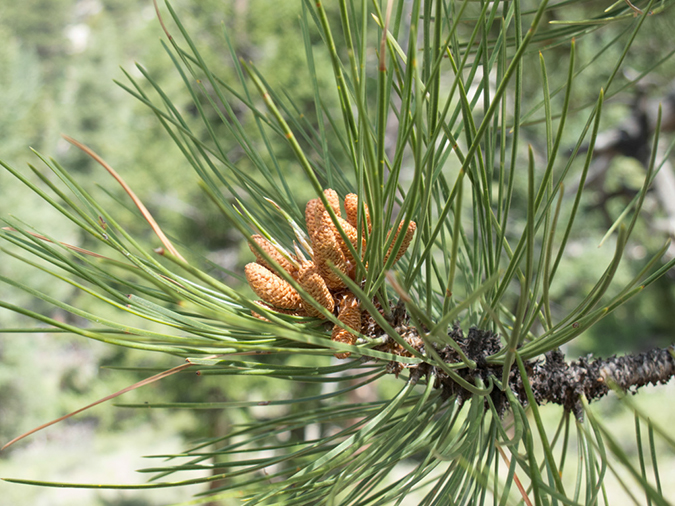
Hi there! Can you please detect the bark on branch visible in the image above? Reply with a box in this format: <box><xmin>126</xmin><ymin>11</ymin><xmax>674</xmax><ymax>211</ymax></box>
<box><xmin>376</xmin><ymin>320</ymin><xmax>675</xmax><ymax>419</ymax></box>
<box><xmin>513</xmin><ymin>346</ymin><xmax>675</xmax><ymax>418</ymax></box>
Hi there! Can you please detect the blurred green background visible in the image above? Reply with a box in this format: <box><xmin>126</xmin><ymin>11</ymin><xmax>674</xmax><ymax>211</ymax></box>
<box><xmin>1</xmin><ymin>1</ymin><xmax>675</xmax><ymax>504</ymax></box>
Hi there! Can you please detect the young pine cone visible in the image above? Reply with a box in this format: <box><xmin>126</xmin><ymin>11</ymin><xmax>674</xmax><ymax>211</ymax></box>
<box><xmin>245</xmin><ymin>189</ymin><xmax>416</xmax><ymax>360</ymax></box>
<box><xmin>331</xmin><ymin>293</ymin><xmax>361</xmax><ymax>359</ymax></box>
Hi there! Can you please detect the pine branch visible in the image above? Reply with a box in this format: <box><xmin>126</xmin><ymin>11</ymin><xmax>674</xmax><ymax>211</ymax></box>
<box><xmin>515</xmin><ymin>345</ymin><xmax>675</xmax><ymax>418</ymax></box>
<box><xmin>371</xmin><ymin>308</ymin><xmax>675</xmax><ymax>419</ymax></box>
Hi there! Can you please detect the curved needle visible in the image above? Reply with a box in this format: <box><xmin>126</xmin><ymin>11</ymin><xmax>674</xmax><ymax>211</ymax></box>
<box><xmin>63</xmin><ymin>135</ymin><xmax>186</xmax><ymax>263</ymax></box>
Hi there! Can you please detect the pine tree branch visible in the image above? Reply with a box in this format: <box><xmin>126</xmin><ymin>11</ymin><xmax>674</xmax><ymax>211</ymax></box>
<box><xmin>370</xmin><ymin>310</ymin><xmax>675</xmax><ymax>419</ymax></box>
<box><xmin>514</xmin><ymin>345</ymin><xmax>675</xmax><ymax>418</ymax></box>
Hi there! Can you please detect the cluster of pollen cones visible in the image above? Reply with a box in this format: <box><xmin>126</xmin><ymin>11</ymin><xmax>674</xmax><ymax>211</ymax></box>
<box><xmin>245</xmin><ymin>189</ymin><xmax>416</xmax><ymax>359</ymax></box>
